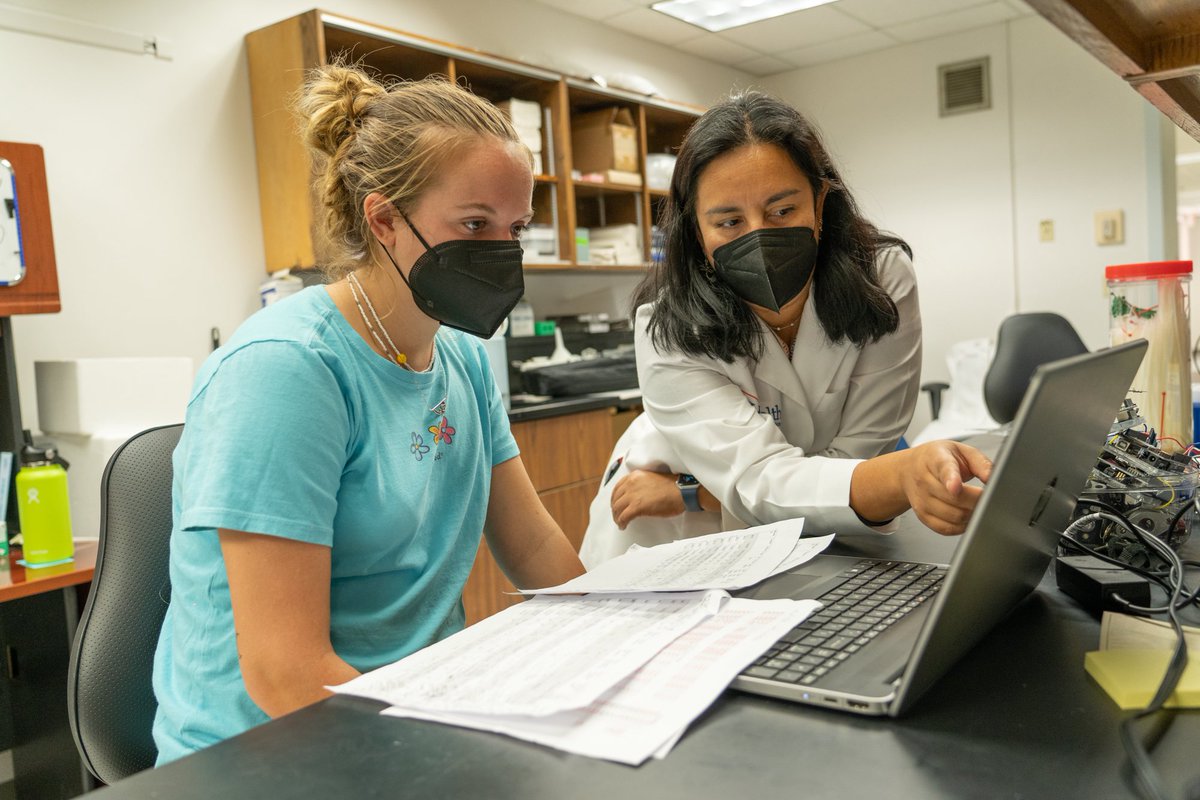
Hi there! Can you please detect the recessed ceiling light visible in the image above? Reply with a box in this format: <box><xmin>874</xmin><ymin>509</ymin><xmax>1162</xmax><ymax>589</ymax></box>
<box><xmin>651</xmin><ymin>0</ymin><xmax>841</xmax><ymax>33</ymax></box>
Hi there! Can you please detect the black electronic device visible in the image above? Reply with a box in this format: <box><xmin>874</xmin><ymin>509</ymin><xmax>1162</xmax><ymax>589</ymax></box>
<box><xmin>1065</xmin><ymin>398</ymin><xmax>1197</xmax><ymax>570</ymax></box>
<box><xmin>1053</xmin><ymin>554</ymin><xmax>1152</xmax><ymax>615</ymax></box>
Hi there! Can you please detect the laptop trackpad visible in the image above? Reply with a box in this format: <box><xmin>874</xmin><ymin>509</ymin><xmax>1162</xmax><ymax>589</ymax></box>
<box><xmin>736</xmin><ymin>556</ymin><xmax>854</xmax><ymax>601</ymax></box>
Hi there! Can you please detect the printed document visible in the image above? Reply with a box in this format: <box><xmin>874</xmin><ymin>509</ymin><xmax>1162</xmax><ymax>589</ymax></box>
<box><xmin>331</xmin><ymin>515</ymin><xmax>828</xmax><ymax>764</ymax></box>
<box><xmin>382</xmin><ymin>597</ymin><xmax>820</xmax><ymax>765</ymax></box>
<box><xmin>529</xmin><ymin>519</ymin><xmax>831</xmax><ymax>594</ymax></box>
<box><xmin>331</xmin><ymin>590</ymin><xmax>726</xmax><ymax>717</ymax></box>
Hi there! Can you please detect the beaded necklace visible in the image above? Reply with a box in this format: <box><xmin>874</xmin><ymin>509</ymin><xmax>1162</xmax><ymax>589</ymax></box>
<box><xmin>346</xmin><ymin>272</ymin><xmax>437</xmax><ymax>372</ymax></box>
<box><xmin>770</xmin><ymin>317</ymin><xmax>799</xmax><ymax>359</ymax></box>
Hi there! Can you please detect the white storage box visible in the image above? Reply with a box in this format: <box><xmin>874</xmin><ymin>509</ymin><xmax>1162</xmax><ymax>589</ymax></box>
<box><xmin>523</xmin><ymin>224</ymin><xmax>559</xmax><ymax>262</ymax></box>
<box><xmin>514</xmin><ymin>125</ymin><xmax>543</xmax><ymax>152</ymax></box>
<box><xmin>497</xmin><ymin>98</ymin><xmax>543</xmax><ymax>129</ymax></box>
<box><xmin>35</xmin><ymin>358</ymin><xmax>193</xmax><ymax>436</ymax></box>
<box><xmin>589</xmin><ymin>223</ymin><xmax>643</xmax><ymax>264</ymax></box>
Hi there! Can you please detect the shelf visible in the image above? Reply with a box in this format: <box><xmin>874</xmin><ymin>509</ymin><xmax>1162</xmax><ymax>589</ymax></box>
<box><xmin>245</xmin><ymin>10</ymin><xmax>701</xmax><ymax>274</ymax></box>
<box><xmin>563</xmin><ymin>76</ymin><xmax>706</xmax><ymax>118</ymax></box>
<box><xmin>647</xmin><ymin>187</ymin><xmax>669</xmax><ymax>198</ymax></box>
<box><xmin>572</xmin><ymin>179</ymin><xmax>644</xmax><ymax>196</ymax></box>
<box><xmin>1028</xmin><ymin>0</ymin><xmax>1200</xmax><ymax>141</ymax></box>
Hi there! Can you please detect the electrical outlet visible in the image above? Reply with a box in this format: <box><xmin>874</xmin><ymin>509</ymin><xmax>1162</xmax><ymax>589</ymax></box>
<box><xmin>1094</xmin><ymin>210</ymin><xmax>1124</xmax><ymax>245</ymax></box>
<box><xmin>1038</xmin><ymin>220</ymin><xmax>1054</xmax><ymax>242</ymax></box>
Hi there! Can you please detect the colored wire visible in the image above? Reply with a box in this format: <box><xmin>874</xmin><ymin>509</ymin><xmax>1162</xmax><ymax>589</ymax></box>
<box><xmin>1059</xmin><ymin>510</ymin><xmax>1190</xmax><ymax>800</ymax></box>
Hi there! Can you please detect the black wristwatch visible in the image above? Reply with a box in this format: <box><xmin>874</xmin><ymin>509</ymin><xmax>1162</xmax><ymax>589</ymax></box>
<box><xmin>676</xmin><ymin>473</ymin><xmax>703</xmax><ymax>512</ymax></box>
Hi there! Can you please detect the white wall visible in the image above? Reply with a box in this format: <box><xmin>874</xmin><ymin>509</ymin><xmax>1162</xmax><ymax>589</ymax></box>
<box><xmin>0</xmin><ymin>2</ymin><xmax>1181</xmax><ymax>453</ymax></box>
<box><xmin>0</xmin><ymin>0</ymin><xmax>750</xmax><ymax>440</ymax></box>
<box><xmin>762</xmin><ymin>15</ymin><xmax>1166</xmax><ymax>438</ymax></box>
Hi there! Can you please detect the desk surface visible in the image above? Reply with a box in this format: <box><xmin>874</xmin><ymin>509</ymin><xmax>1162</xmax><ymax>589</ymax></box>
<box><xmin>0</xmin><ymin>540</ymin><xmax>96</xmax><ymax>603</ymax></box>
<box><xmin>83</xmin><ymin>517</ymin><xmax>1200</xmax><ymax>799</ymax></box>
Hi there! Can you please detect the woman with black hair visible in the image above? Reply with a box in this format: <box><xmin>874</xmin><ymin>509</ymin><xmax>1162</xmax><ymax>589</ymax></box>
<box><xmin>579</xmin><ymin>91</ymin><xmax>991</xmax><ymax>567</ymax></box>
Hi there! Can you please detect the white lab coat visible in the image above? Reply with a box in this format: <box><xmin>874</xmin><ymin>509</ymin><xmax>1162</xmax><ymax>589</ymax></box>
<box><xmin>579</xmin><ymin>247</ymin><xmax>922</xmax><ymax>568</ymax></box>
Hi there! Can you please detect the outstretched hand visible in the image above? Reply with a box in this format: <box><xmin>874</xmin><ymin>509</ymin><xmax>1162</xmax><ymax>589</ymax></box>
<box><xmin>901</xmin><ymin>441</ymin><xmax>993</xmax><ymax>535</ymax></box>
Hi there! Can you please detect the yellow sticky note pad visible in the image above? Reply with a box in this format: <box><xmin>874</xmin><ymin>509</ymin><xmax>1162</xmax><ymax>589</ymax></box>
<box><xmin>1084</xmin><ymin>649</ymin><xmax>1200</xmax><ymax>710</ymax></box>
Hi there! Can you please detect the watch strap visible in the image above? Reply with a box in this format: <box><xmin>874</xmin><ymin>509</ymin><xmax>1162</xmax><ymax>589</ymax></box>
<box><xmin>677</xmin><ymin>474</ymin><xmax>703</xmax><ymax>512</ymax></box>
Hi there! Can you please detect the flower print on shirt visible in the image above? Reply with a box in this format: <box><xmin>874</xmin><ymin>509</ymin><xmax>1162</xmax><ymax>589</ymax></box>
<box><xmin>410</xmin><ymin>432</ymin><xmax>431</xmax><ymax>461</ymax></box>
<box><xmin>428</xmin><ymin>416</ymin><xmax>456</xmax><ymax>445</ymax></box>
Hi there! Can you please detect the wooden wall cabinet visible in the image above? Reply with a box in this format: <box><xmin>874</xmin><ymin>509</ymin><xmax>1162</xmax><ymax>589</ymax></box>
<box><xmin>462</xmin><ymin>409</ymin><xmax>614</xmax><ymax>625</ymax></box>
<box><xmin>1027</xmin><ymin>0</ymin><xmax>1200</xmax><ymax>142</ymax></box>
<box><xmin>245</xmin><ymin>10</ymin><xmax>702</xmax><ymax>276</ymax></box>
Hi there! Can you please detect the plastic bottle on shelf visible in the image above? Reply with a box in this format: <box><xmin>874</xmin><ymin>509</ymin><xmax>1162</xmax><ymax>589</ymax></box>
<box><xmin>509</xmin><ymin>297</ymin><xmax>535</xmax><ymax>337</ymax></box>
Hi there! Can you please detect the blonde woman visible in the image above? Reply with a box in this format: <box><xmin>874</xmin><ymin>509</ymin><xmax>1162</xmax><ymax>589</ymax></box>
<box><xmin>152</xmin><ymin>64</ymin><xmax>584</xmax><ymax>762</ymax></box>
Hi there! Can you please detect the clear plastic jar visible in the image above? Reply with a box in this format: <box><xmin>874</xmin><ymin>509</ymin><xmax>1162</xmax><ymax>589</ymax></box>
<box><xmin>1106</xmin><ymin>260</ymin><xmax>1193</xmax><ymax>452</ymax></box>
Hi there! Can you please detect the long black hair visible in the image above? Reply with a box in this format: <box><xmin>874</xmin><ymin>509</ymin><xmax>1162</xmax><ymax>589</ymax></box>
<box><xmin>633</xmin><ymin>90</ymin><xmax>909</xmax><ymax>363</ymax></box>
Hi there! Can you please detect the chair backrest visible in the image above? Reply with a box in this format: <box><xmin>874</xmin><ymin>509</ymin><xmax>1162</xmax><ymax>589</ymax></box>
<box><xmin>68</xmin><ymin>423</ymin><xmax>183</xmax><ymax>784</ymax></box>
<box><xmin>983</xmin><ymin>313</ymin><xmax>1088</xmax><ymax>424</ymax></box>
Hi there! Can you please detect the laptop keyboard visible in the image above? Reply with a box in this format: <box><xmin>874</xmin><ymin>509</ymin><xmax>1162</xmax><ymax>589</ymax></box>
<box><xmin>742</xmin><ymin>560</ymin><xmax>947</xmax><ymax>686</ymax></box>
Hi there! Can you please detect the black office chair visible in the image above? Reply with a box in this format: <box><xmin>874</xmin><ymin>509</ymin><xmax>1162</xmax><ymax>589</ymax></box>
<box><xmin>68</xmin><ymin>423</ymin><xmax>183</xmax><ymax>784</ymax></box>
<box><xmin>983</xmin><ymin>312</ymin><xmax>1088</xmax><ymax>424</ymax></box>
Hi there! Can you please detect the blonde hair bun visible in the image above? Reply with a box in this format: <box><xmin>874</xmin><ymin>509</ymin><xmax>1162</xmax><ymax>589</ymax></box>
<box><xmin>296</xmin><ymin>59</ymin><xmax>525</xmax><ymax>279</ymax></box>
<box><xmin>299</xmin><ymin>64</ymin><xmax>386</xmax><ymax>160</ymax></box>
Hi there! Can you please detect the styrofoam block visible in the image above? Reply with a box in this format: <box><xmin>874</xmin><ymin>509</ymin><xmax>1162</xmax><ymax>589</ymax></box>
<box><xmin>49</xmin><ymin>431</ymin><xmax>134</xmax><ymax>538</ymax></box>
<box><xmin>35</xmin><ymin>358</ymin><xmax>193</xmax><ymax>435</ymax></box>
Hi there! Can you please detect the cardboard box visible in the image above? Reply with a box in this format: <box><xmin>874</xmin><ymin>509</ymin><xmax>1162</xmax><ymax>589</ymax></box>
<box><xmin>571</xmin><ymin>107</ymin><xmax>638</xmax><ymax>174</ymax></box>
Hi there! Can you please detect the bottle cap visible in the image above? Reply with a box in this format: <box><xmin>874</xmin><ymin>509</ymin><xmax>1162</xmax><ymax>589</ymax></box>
<box><xmin>1105</xmin><ymin>260</ymin><xmax>1193</xmax><ymax>281</ymax></box>
<box><xmin>19</xmin><ymin>430</ymin><xmax>69</xmax><ymax>469</ymax></box>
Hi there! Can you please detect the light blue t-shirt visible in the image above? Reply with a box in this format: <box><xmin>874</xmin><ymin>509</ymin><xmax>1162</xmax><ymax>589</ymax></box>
<box><xmin>151</xmin><ymin>286</ymin><xmax>518</xmax><ymax>764</ymax></box>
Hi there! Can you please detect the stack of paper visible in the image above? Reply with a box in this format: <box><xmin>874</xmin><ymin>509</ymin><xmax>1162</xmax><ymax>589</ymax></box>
<box><xmin>331</xmin><ymin>518</ymin><xmax>829</xmax><ymax>765</ymax></box>
<box><xmin>528</xmin><ymin>521</ymin><xmax>832</xmax><ymax>595</ymax></box>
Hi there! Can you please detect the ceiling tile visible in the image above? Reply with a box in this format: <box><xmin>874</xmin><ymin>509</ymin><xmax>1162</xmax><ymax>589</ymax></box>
<box><xmin>604</xmin><ymin>7</ymin><xmax>704</xmax><ymax>45</ymax></box>
<box><xmin>834</xmin><ymin>0</ymin><xmax>995</xmax><ymax>28</ymax></box>
<box><xmin>888</xmin><ymin>1</ymin><xmax>1020</xmax><ymax>42</ymax></box>
<box><xmin>532</xmin><ymin>0</ymin><xmax>641</xmax><ymax>22</ymax></box>
<box><xmin>776</xmin><ymin>29</ymin><xmax>899</xmax><ymax>68</ymax></box>
<box><xmin>735</xmin><ymin>54</ymin><xmax>799</xmax><ymax>76</ymax></box>
<box><xmin>674</xmin><ymin>33</ymin><xmax>762</xmax><ymax>66</ymax></box>
<box><xmin>718</xmin><ymin>5</ymin><xmax>871</xmax><ymax>54</ymax></box>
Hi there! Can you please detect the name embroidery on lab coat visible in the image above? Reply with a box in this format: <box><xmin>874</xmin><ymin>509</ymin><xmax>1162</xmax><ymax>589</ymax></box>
<box><xmin>742</xmin><ymin>390</ymin><xmax>783</xmax><ymax>428</ymax></box>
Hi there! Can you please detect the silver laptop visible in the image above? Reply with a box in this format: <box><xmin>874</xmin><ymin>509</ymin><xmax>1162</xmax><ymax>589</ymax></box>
<box><xmin>733</xmin><ymin>340</ymin><xmax>1148</xmax><ymax>716</ymax></box>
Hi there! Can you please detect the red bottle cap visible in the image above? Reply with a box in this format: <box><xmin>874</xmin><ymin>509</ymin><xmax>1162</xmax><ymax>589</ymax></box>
<box><xmin>1105</xmin><ymin>260</ymin><xmax>1193</xmax><ymax>281</ymax></box>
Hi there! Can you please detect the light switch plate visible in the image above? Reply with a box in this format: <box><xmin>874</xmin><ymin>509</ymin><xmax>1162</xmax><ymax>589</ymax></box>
<box><xmin>1094</xmin><ymin>210</ymin><xmax>1124</xmax><ymax>245</ymax></box>
<box><xmin>1039</xmin><ymin>220</ymin><xmax>1054</xmax><ymax>242</ymax></box>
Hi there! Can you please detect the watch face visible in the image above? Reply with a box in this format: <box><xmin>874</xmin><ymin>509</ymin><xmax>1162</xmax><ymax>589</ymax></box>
<box><xmin>677</xmin><ymin>474</ymin><xmax>699</xmax><ymax>488</ymax></box>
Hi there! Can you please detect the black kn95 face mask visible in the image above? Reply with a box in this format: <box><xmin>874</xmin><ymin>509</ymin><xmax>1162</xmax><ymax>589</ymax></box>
<box><xmin>381</xmin><ymin>211</ymin><xmax>526</xmax><ymax>339</ymax></box>
<box><xmin>711</xmin><ymin>226</ymin><xmax>817</xmax><ymax>313</ymax></box>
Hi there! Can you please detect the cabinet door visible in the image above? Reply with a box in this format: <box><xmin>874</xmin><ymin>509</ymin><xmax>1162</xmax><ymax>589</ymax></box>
<box><xmin>510</xmin><ymin>409</ymin><xmax>612</xmax><ymax>493</ymax></box>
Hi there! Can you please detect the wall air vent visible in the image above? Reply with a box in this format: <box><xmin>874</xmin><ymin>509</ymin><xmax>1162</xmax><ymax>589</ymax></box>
<box><xmin>938</xmin><ymin>57</ymin><xmax>991</xmax><ymax>117</ymax></box>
